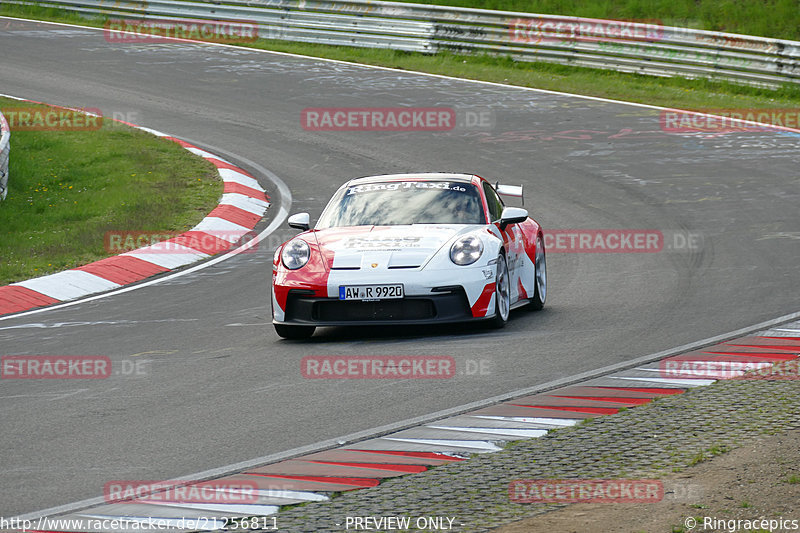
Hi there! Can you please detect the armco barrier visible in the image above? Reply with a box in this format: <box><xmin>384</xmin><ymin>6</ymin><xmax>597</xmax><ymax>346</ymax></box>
<box><xmin>0</xmin><ymin>110</ymin><xmax>9</xmax><ymax>201</ymax></box>
<box><xmin>8</xmin><ymin>0</ymin><xmax>800</xmax><ymax>87</ymax></box>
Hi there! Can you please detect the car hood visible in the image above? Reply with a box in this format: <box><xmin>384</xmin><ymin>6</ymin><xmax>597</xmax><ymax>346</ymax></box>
<box><xmin>309</xmin><ymin>225</ymin><xmax>472</xmax><ymax>270</ymax></box>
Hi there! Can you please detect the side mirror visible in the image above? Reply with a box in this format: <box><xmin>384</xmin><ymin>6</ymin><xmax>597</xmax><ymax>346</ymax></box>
<box><xmin>499</xmin><ymin>206</ymin><xmax>528</xmax><ymax>230</ymax></box>
<box><xmin>287</xmin><ymin>212</ymin><xmax>310</xmax><ymax>231</ymax></box>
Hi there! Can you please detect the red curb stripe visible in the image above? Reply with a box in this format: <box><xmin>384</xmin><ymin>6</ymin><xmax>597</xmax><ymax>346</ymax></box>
<box><xmin>245</xmin><ymin>473</ymin><xmax>380</xmax><ymax>488</ymax></box>
<box><xmin>592</xmin><ymin>387</ymin><xmax>685</xmax><ymax>395</ymax></box>
<box><xmin>346</xmin><ymin>450</ymin><xmax>464</xmax><ymax>461</ymax></box>
<box><xmin>165</xmin><ymin>231</ymin><xmax>234</xmax><ymax>255</ymax></box>
<box><xmin>670</xmin><ymin>353</ymin><xmax>794</xmax><ymax>362</ymax></box>
<box><xmin>0</xmin><ymin>286</ymin><xmax>60</xmax><ymax>314</ymax></box>
<box><xmin>724</xmin><ymin>344</ymin><xmax>800</xmax><ymax>351</ymax></box>
<box><xmin>206</xmin><ymin>157</ymin><xmax>256</xmax><ymax>177</ymax></box>
<box><xmin>223</xmin><ymin>181</ymin><xmax>268</xmax><ymax>200</ymax></box>
<box><xmin>701</xmin><ymin>351</ymin><xmax>797</xmax><ymax>361</ymax></box>
<box><xmin>306</xmin><ymin>461</ymin><xmax>427</xmax><ymax>473</ymax></box>
<box><xmin>74</xmin><ymin>256</ymin><xmax>169</xmax><ymax>285</ymax></box>
<box><xmin>550</xmin><ymin>395</ymin><xmax>654</xmax><ymax>405</ymax></box>
<box><xmin>163</xmin><ymin>136</ymin><xmax>195</xmax><ymax>148</ymax></box>
<box><xmin>509</xmin><ymin>404</ymin><xmax>620</xmax><ymax>415</ymax></box>
<box><xmin>208</xmin><ymin>204</ymin><xmax>262</xmax><ymax>228</ymax></box>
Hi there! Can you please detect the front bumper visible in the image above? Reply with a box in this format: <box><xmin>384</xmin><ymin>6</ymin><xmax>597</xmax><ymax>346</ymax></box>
<box><xmin>277</xmin><ymin>287</ymin><xmax>483</xmax><ymax>326</ymax></box>
<box><xmin>273</xmin><ymin>259</ymin><xmax>498</xmax><ymax>326</ymax></box>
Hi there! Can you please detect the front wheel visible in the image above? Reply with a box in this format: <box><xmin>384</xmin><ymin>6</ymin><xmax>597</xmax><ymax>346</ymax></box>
<box><xmin>274</xmin><ymin>324</ymin><xmax>315</xmax><ymax>339</ymax></box>
<box><xmin>489</xmin><ymin>253</ymin><xmax>510</xmax><ymax>329</ymax></box>
<box><xmin>529</xmin><ymin>235</ymin><xmax>546</xmax><ymax>311</ymax></box>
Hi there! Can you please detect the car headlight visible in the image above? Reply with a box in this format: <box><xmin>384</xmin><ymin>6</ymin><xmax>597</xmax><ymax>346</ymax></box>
<box><xmin>281</xmin><ymin>239</ymin><xmax>310</xmax><ymax>270</ymax></box>
<box><xmin>450</xmin><ymin>235</ymin><xmax>484</xmax><ymax>266</ymax></box>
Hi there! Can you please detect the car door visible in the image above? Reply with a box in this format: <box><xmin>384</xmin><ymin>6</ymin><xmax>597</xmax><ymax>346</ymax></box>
<box><xmin>483</xmin><ymin>181</ymin><xmax>525</xmax><ymax>304</ymax></box>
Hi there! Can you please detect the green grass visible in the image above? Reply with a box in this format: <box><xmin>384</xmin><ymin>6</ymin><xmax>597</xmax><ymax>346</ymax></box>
<box><xmin>0</xmin><ymin>97</ymin><xmax>221</xmax><ymax>285</ymax></box>
<box><xmin>3</xmin><ymin>1</ymin><xmax>800</xmax><ymax>114</ymax></box>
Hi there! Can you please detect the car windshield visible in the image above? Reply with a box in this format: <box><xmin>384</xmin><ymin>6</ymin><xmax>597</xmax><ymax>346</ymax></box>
<box><xmin>316</xmin><ymin>180</ymin><xmax>486</xmax><ymax>228</ymax></box>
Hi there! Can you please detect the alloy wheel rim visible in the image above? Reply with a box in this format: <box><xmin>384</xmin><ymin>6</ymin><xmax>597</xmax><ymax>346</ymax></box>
<box><xmin>498</xmin><ymin>256</ymin><xmax>510</xmax><ymax>320</ymax></box>
<box><xmin>535</xmin><ymin>239</ymin><xmax>547</xmax><ymax>303</ymax></box>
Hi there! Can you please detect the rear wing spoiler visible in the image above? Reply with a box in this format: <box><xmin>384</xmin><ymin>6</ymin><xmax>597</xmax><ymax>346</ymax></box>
<box><xmin>495</xmin><ymin>183</ymin><xmax>524</xmax><ymax>205</ymax></box>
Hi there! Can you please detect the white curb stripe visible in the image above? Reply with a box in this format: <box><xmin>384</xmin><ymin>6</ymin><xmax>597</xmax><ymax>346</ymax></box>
<box><xmin>248</xmin><ymin>489</ymin><xmax>328</xmax><ymax>502</ymax></box>
<box><xmin>185</xmin><ymin>147</ymin><xmax>230</xmax><ymax>162</ymax></box>
<box><xmin>426</xmin><ymin>425</ymin><xmax>549</xmax><ymax>438</ymax></box>
<box><xmin>122</xmin><ymin>253</ymin><xmax>208</xmax><ymax>270</ymax></box>
<box><xmin>220</xmin><ymin>193</ymin><xmax>270</xmax><ymax>214</ymax></box>
<box><xmin>637</xmin><ymin>362</ymin><xmax>774</xmax><ymax>370</ymax></box>
<box><xmin>218</xmin><ymin>168</ymin><xmax>264</xmax><ymax>190</ymax></box>
<box><xmin>472</xmin><ymin>415</ymin><xmax>579</xmax><ymax>427</ymax></box>
<box><xmin>613</xmin><ymin>376</ymin><xmax>717</xmax><ymax>387</ymax></box>
<box><xmin>382</xmin><ymin>437</ymin><xmax>502</xmax><ymax>452</ymax></box>
<box><xmin>136</xmin><ymin>127</ymin><xmax>167</xmax><ymax>137</ymax></box>
<box><xmin>136</xmin><ymin>502</ymin><xmax>279</xmax><ymax>515</ymax></box>
<box><xmin>15</xmin><ymin>270</ymin><xmax>121</xmax><ymax>301</ymax></box>
<box><xmin>191</xmin><ymin>218</ymin><xmax>251</xmax><ymax>242</ymax></box>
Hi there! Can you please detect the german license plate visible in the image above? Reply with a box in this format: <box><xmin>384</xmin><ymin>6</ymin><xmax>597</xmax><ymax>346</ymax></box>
<box><xmin>339</xmin><ymin>284</ymin><xmax>404</xmax><ymax>301</ymax></box>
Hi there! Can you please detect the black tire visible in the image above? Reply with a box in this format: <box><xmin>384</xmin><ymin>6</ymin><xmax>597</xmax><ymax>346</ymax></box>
<box><xmin>274</xmin><ymin>324</ymin><xmax>315</xmax><ymax>339</ymax></box>
<box><xmin>489</xmin><ymin>252</ymin><xmax>510</xmax><ymax>329</ymax></box>
<box><xmin>529</xmin><ymin>235</ymin><xmax>546</xmax><ymax>311</ymax></box>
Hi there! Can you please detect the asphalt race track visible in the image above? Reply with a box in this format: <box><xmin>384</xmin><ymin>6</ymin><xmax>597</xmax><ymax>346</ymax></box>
<box><xmin>1</xmin><ymin>17</ymin><xmax>799</xmax><ymax>517</ymax></box>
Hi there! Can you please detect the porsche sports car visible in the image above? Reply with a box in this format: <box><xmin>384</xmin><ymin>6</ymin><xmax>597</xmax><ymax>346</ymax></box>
<box><xmin>271</xmin><ymin>173</ymin><xmax>546</xmax><ymax>339</ymax></box>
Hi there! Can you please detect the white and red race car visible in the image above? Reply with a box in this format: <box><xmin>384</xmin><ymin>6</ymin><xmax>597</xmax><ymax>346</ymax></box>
<box><xmin>271</xmin><ymin>173</ymin><xmax>546</xmax><ymax>339</ymax></box>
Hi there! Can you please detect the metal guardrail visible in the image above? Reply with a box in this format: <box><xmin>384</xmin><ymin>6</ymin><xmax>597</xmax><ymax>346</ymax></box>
<box><xmin>0</xmin><ymin>110</ymin><xmax>9</xmax><ymax>202</ymax></box>
<box><xmin>7</xmin><ymin>0</ymin><xmax>800</xmax><ymax>87</ymax></box>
